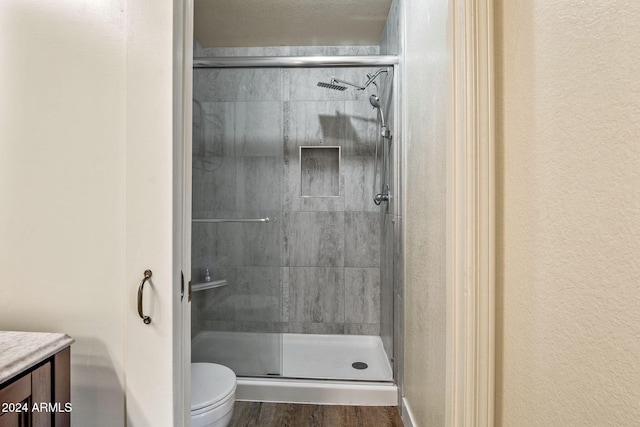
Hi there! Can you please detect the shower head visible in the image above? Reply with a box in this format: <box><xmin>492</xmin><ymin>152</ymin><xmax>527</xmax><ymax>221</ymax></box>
<box><xmin>369</xmin><ymin>94</ymin><xmax>382</xmax><ymax>109</ymax></box>
<box><xmin>370</xmin><ymin>94</ymin><xmax>385</xmax><ymax>125</ymax></box>
<box><xmin>369</xmin><ymin>94</ymin><xmax>389</xmax><ymax>135</ymax></box>
<box><xmin>317</xmin><ymin>81</ymin><xmax>347</xmax><ymax>91</ymax></box>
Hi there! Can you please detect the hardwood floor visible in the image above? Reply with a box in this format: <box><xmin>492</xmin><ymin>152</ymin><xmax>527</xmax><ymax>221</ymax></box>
<box><xmin>229</xmin><ymin>402</ymin><xmax>404</xmax><ymax>427</ymax></box>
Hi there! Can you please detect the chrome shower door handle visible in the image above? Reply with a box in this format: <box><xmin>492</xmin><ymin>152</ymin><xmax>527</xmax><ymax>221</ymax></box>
<box><xmin>137</xmin><ymin>269</ymin><xmax>152</xmax><ymax>324</ymax></box>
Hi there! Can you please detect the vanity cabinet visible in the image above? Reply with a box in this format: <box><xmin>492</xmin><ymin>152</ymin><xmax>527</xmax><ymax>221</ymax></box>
<box><xmin>0</xmin><ymin>333</ymin><xmax>72</xmax><ymax>427</ymax></box>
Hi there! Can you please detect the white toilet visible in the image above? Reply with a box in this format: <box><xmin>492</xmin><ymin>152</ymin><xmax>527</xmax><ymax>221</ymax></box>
<box><xmin>191</xmin><ymin>363</ymin><xmax>237</xmax><ymax>427</ymax></box>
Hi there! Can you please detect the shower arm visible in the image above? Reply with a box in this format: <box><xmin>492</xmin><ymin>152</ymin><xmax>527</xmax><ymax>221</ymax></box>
<box><xmin>331</xmin><ymin>69</ymin><xmax>389</xmax><ymax>91</ymax></box>
<box><xmin>330</xmin><ymin>77</ymin><xmax>366</xmax><ymax>91</ymax></box>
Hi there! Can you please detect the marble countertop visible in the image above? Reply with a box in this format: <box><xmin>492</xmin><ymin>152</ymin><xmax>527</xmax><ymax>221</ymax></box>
<box><xmin>0</xmin><ymin>331</ymin><xmax>74</xmax><ymax>385</ymax></box>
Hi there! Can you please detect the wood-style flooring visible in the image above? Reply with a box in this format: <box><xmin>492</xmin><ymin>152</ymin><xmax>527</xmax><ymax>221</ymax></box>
<box><xmin>229</xmin><ymin>402</ymin><xmax>404</xmax><ymax>427</ymax></box>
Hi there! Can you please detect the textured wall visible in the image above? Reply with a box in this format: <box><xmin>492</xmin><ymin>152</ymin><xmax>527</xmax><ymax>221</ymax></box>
<box><xmin>402</xmin><ymin>0</ymin><xmax>448</xmax><ymax>424</ymax></box>
<box><xmin>0</xmin><ymin>1</ymin><xmax>126</xmax><ymax>425</ymax></box>
<box><xmin>191</xmin><ymin>46</ymin><xmax>388</xmax><ymax>340</ymax></box>
<box><xmin>495</xmin><ymin>1</ymin><xmax>640</xmax><ymax>425</ymax></box>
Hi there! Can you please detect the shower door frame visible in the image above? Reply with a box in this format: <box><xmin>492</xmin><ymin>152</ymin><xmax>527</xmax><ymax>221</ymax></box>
<box><xmin>192</xmin><ymin>55</ymin><xmax>400</xmax><ymax>383</ymax></box>
<box><xmin>193</xmin><ymin>55</ymin><xmax>399</xmax><ymax>68</ymax></box>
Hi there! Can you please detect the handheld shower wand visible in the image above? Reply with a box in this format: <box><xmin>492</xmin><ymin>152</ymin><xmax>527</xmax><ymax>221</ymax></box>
<box><xmin>370</xmin><ymin>94</ymin><xmax>392</xmax><ymax>206</ymax></box>
<box><xmin>369</xmin><ymin>94</ymin><xmax>391</xmax><ymax>139</ymax></box>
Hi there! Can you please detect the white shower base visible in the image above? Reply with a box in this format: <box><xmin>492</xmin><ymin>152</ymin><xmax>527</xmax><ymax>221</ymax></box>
<box><xmin>192</xmin><ymin>331</ymin><xmax>397</xmax><ymax>405</ymax></box>
<box><xmin>283</xmin><ymin>333</ymin><xmax>393</xmax><ymax>381</ymax></box>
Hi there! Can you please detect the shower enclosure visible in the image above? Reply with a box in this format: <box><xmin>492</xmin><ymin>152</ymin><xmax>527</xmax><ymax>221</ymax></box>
<box><xmin>190</xmin><ymin>47</ymin><xmax>399</xmax><ymax>402</ymax></box>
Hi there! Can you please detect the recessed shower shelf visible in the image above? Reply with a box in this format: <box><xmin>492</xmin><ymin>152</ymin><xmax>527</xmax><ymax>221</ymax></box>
<box><xmin>192</xmin><ymin>279</ymin><xmax>228</xmax><ymax>292</ymax></box>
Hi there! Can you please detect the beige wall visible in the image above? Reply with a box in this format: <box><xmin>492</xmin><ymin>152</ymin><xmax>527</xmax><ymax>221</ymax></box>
<box><xmin>496</xmin><ymin>1</ymin><xmax>640</xmax><ymax>425</ymax></box>
<box><xmin>0</xmin><ymin>1</ymin><xmax>127</xmax><ymax>425</ymax></box>
<box><xmin>0</xmin><ymin>1</ymin><xmax>179</xmax><ymax>424</ymax></box>
<box><xmin>402</xmin><ymin>0</ymin><xmax>448</xmax><ymax>424</ymax></box>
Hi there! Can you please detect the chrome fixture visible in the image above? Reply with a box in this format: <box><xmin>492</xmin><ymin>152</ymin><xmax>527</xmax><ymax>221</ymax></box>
<box><xmin>374</xmin><ymin>184</ymin><xmax>391</xmax><ymax>206</ymax></box>
<box><xmin>369</xmin><ymin>94</ymin><xmax>392</xmax><ymax>139</ymax></box>
<box><xmin>369</xmin><ymin>88</ymin><xmax>393</xmax><ymax>207</ymax></box>
<box><xmin>194</xmin><ymin>55</ymin><xmax>398</xmax><ymax>68</ymax></box>
<box><xmin>192</xmin><ymin>218</ymin><xmax>270</xmax><ymax>223</ymax></box>
<box><xmin>368</xmin><ymin>93</ymin><xmax>382</xmax><ymax>109</ymax></box>
<box><xmin>317</xmin><ymin>81</ymin><xmax>347</xmax><ymax>91</ymax></box>
<box><xmin>317</xmin><ymin>69</ymin><xmax>388</xmax><ymax>92</ymax></box>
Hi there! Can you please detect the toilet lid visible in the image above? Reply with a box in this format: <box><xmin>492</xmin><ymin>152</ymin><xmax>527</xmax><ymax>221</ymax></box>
<box><xmin>191</xmin><ymin>363</ymin><xmax>237</xmax><ymax>411</ymax></box>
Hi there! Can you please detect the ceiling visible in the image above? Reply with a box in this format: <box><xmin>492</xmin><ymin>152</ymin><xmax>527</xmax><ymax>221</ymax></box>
<box><xmin>194</xmin><ymin>0</ymin><xmax>393</xmax><ymax>48</ymax></box>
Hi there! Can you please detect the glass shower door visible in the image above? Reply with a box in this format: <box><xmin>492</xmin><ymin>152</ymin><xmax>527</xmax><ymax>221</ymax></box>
<box><xmin>190</xmin><ymin>83</ymin><xmax>285</xmax><ymax>377</ymax></box>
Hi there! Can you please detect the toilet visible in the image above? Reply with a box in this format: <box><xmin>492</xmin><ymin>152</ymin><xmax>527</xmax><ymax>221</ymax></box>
<box><xmin>191</xmin><ymin>363</ymin><xmax>237</xmax><ymax>427</ymax></box>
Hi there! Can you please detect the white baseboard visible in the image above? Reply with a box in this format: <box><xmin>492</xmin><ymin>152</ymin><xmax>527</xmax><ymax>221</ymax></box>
<box><xmin>401</xmin><ymin>398</ymin><xmax>417</xmax><ymax>427</ymax></box>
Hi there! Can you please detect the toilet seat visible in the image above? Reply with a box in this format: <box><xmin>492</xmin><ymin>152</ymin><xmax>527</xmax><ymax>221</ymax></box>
<box><xmin>191</xmin><ymin>363</ymin><xmax>237</xmax><ymax>413</ymax></box>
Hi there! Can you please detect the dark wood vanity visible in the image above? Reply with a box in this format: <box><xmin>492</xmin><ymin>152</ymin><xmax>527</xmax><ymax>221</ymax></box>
<box><xmin>0</xmin><ymin>333</ymin><xmax>73</xmax><ymax>427</ymax></box>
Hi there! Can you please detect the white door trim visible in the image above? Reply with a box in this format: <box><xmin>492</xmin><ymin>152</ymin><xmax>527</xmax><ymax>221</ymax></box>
<box><xmin>173</xmin><ymin>0</ymin><xmax>193</xmax><ymax>425</ymax></box>
<box><xmin>448</xmin><ymin>0</ymin><xmax>495</xmax><ymax>426</ymax></box>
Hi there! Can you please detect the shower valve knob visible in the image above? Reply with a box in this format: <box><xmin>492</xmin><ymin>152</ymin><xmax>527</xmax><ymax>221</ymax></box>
<box><xmin>374</xmin><ymin>192</ymin><xmax>390</xmax><ymax>205</ymax></box>
<box><xmin>374</xmin><ymin>185</ymin><xmax>391</xmax><ymax>206</ymax></box>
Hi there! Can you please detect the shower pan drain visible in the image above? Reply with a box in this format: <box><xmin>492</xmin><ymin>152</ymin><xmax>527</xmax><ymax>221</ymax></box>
<box><xmin>352</xmin><ymin>362</ymin><xmax>368</xmax><ymax>370</ymax></box>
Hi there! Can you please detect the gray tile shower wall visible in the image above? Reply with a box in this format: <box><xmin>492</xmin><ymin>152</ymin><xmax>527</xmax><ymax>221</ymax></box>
<box><xmin>344</xmin><ymin>268</ymin><xmax>381</xmax><ymax>324</ymax></box>
<box><xmin>344</xmin><ymin>212</ymin><xmax>381</xmax><ymax>267</ymax></box>
<box><xmin>343</xmin><ymin>156</ymin><xmax>378</xmax><ymax>212</ymax></box>
<box><xmin>192</xmin><ymin>46</ymin><xmax>386</xmax><ymax>336</ymax></box>
<box><xmin>286</xmin><ymin>211</ymin><xmax>345</xmax><ymax>267</ymax></box>
<box><xmin>289</xmin><ymin>267</ymin><xmax>345</xmax><ymax>323</ymax></box>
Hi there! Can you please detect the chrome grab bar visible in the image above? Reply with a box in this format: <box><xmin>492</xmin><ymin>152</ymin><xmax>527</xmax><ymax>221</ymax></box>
<box><xmin>137</xmin><ymin>270</ymin><xmax>152</xmax><ymax>325</ymax></box>
<box><xmin>192</xmin><ymin>218</ymin><xmax>270</xmax><ymax>223</ymax></box>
